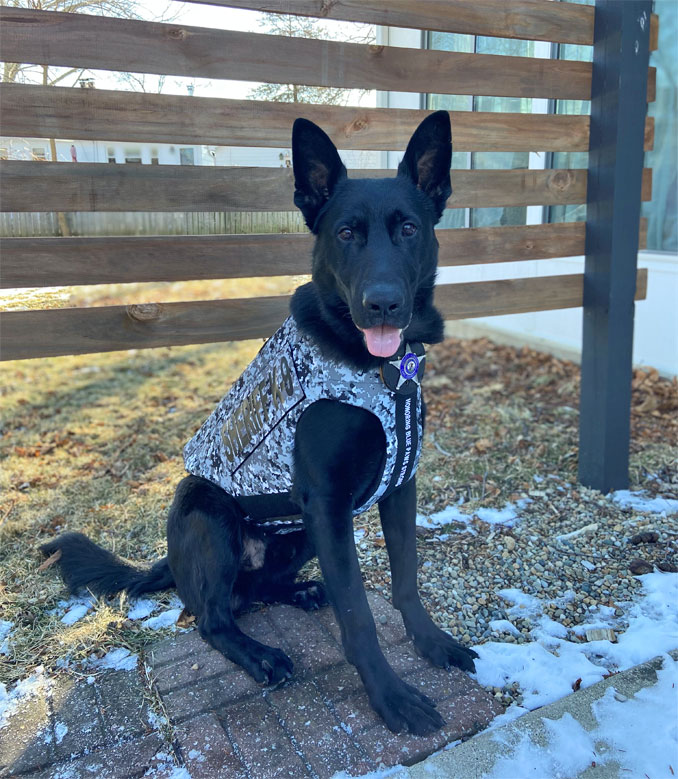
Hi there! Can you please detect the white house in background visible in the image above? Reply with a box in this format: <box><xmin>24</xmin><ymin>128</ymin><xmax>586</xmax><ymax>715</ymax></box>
<box><xmin>0</xmin><ymin>138</ymin><xmax>379</xmax><ymax>171</ymax></box>
<box><xmin>377</xmin><ymin>5</ymin><xmax>677</xmax><ymax>378</ymax></box>
<box><xmin>209</xmin><ymin>145</ymin><xmax>379</xmax><ymax>169</ymax></box>
<box><xmin>0</xmin><ymin>137</ymin><xmax>207</xmax><ymax>165</ymax></box>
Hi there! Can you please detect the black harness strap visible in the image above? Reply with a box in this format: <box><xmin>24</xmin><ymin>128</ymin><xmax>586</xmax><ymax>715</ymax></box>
<box><xmin>379</xmin><ymin>390</ymin><xmax>419</xmax><ymax>502</ymax></box>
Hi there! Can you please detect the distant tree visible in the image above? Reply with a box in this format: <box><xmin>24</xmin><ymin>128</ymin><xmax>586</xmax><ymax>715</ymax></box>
<box><xmin>248</xmin><ymin>12</ymin><xmax>374</xmax><ymax>106</ymax></box>
<box><xmin>1</xmin><ymin>0</ymin><xmax>143</xmax><ymax>88</ymax></box>
<box><xmin>1</xmin><ymin>0</ymin><xmax>176</xmax><ymax>234</ymax></box>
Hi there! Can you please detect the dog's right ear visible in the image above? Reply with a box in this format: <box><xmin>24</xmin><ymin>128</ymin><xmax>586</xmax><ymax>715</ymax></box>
<box><xmin>397</xmin><ymin>111</ymin><xmax>452</xmax><ymax>222</ymax></box>
<box><xmin>292</xmin><ymin>118</ymin><xmax>347</xmax><ymax>232</ymax></box>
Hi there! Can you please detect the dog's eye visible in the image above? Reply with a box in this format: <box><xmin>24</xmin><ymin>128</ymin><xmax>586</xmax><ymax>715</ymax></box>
<box><xmin>401</xmin><ymin>222</ymin><xmax>417</xmax><ymax>237</ymax></box>
<box><xmin>338</xmin><ymin>227</ymin><xmax>354</xmax><ymax>242</ymax></box>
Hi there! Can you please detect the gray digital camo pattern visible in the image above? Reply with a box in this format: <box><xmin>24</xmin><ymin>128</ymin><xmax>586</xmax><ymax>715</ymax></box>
<box><xmin>183</xmin><ymin>316</ymin><xmax>423</xmax><ymax>517</ymax></box>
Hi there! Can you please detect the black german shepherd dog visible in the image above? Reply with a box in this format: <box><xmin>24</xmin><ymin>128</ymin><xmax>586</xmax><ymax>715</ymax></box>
<box><xmin>41</xmin><ymin>111</ymin><xmax>477</xmax><ymax>735</ymax></box>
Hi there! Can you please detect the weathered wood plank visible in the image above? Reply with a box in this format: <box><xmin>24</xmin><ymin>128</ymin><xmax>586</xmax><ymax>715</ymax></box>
<box><xmin>639</xmin><ymin>216</ymin><xmax>647</xmax><ymax>249</ymax></box>
<box><xmin>183</xmin><ymin>0</ymin><xmax>595</xmax><ymax>45</ymax></box>
<box><xmin>0</xmin><ymin>7</ymin><xmax>593</xmax><ymax>100</ymax></box>
<box><xmin>0</xmin><ymin>223</ymin><xmax>593</xmax><ymax>289</ymax></box>
<box><xmin>1</xmin><ymin>84</ymin><xmax>612</xmax><ymax>153</ymax></box>
<box><xmin>0</xmin><ymin>296</ymin><xmax>292</xmax><ymax>360</ymax></box>
<box><xmin>0</xmin><ymin>270</ymin><xmax>648</xmax><ymax>361</ymax></box>
<box><xmin>1</xmin><ymin>220</ymin><xmax>648</xmax><ymax>290</ymax></box>
<box><xmin>435</xmin><ymin>268</ymin><xmax>647</xmax><ymax>319</ymax></box>
<box><xmin>650</xmin><ymin>12</ymin><xmax>659</xmax><ymax>51</ymax></box>
<box><xmin>1</xmin><ymin>161</ymin><xmax>651</xmax><ymax>213</ymax></box>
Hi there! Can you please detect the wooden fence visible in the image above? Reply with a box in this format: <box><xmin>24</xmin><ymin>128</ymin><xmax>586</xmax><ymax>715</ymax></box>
<box><xmin>0</xmin><ymin>0</ymin><xmax>655</xmax><ymax>360</ymax></box>
<box><xmin>0</xmin><ymin>211</ymin><xmax>306</xmax><ymax>238</ymax></box>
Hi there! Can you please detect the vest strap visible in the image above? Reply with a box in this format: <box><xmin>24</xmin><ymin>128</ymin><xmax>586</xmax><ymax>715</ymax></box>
<box><xmin>379</xmin><ymin>390</ymin><xmax>419</xmax><ymax>502</ymax></box>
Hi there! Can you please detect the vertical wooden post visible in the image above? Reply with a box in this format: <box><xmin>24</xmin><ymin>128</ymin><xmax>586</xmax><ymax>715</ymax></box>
<box><xmin>578</xmin><ymin>0</ymin><xmax>652</xmax><ymax>492</ymax></box>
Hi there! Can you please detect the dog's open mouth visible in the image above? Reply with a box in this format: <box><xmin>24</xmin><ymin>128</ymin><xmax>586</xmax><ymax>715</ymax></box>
<box><xmin>359</xmin><ymin>325</ymin><xmax>402</xmax><ymax>358</ymax></box>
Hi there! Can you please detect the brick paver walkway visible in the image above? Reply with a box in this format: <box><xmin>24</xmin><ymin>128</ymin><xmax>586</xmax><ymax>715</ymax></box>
<box><xmin>1</xmin><ymin>594</ymin><xmax>502</xmax><ymax>778</ymax></box>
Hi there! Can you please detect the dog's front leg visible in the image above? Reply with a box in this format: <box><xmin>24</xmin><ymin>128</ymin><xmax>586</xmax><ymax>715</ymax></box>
<box><xmin>301</xmin><ymin>492</ymin><xmax>445</xmax><ymax>735</ymax></box>
<box><xmin>379</xmin><ymin>477</ymin><xmax>478</xmax><ymax>672</ymax></box>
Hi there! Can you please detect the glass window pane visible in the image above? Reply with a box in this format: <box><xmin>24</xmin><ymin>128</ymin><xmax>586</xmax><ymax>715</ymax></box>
<box><xmin>548</xmin><ymin>37</ymin><xmax>592</xmax><ymax>224</ymax></box>
<box><xmin>642</xmin><ymin>0</ymin><xmax>678</xmax><ymax>251</ymax></box>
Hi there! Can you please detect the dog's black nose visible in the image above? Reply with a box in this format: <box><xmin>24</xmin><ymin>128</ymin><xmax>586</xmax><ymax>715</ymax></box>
<box><xmin>362</xmin><ymin>284</ymin><xmax>405</xmax><ymax>318</ymax></box>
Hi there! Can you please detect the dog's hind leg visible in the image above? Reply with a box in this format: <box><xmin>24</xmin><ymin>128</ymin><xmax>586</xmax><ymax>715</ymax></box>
<box><xmin>168</xmin><ymin>476</ymin><xmax>293</xmax><ymax>686</ymax></box>
<box><xmin>233</xmin><ymin>525</ymin><xmax>327</xmax><ymax>612</ymax></box>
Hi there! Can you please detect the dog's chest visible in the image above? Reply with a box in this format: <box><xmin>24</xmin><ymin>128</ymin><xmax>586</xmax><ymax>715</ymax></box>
<box><xmin>183</xmin><ymin>317</ymin><xmax>422</xmax><ymax>515</ymax></box>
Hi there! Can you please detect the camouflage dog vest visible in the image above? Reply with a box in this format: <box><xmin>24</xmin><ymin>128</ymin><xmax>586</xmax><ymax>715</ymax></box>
<box><xmin>183</xmin><ymin>316</ymin><xmax>425</xmax><ymax>522</ymax></box>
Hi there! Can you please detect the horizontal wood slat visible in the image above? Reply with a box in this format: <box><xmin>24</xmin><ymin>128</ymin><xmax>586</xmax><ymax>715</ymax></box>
<box><xmin>187</xmin><ymin>2</ymin><xmax>659</xmax><ymax>53</ymax></box>
<box><xmin>184</xmin><ymin>0</ymin><xmax>595</xmax><ymax>45</ymax></box>
<box><xmin>0</xmin><ymin>270</ymin><xmax>648</xmax><ymax>361</ymax></box>
<box><xmin>650</xmin><ymin>12</ymin><xmax>659</xmax><ymax>51</ymax></box>
<box><xmin>6</xmin><ymin>84</ymin><xmax>651</xmax><ymax>153</ymax></box>
<box><xmin>0</xmin><ymin>8</ymin><xmax>594</xmax><ymax>101</ymax></box>
<box><xmin>0</xmin><ymin>161</ymin><xmax>652</xmax><ymax>213</ymax></box>
<box><xmin>437</xmin><ymin>268</ymin><xmax>647</xmax><ymax>319</ymax></box>
<box><xmin>1</xmin><ymin>221</ymin><xmax>650</xmax><ymax>290</ymax></box>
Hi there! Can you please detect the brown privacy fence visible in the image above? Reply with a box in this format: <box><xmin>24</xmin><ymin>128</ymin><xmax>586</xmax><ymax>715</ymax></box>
<box><xmin>0</xmin><ymin>0</ymin><xmax>656</xmax><ymax>363</ymax></box>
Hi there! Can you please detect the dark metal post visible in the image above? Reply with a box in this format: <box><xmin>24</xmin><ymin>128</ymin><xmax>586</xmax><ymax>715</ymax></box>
<box><xmin>578</xmin><ymin>0</ymin><xmax>652</xmax><ymax>493</ymax></box>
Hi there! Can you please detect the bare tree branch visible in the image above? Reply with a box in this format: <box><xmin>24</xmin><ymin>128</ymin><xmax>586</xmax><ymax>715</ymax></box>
<box><xmin>248</xmin><ymin>13</ymin><xmax>374</xmax><ymax>106</ymax></box>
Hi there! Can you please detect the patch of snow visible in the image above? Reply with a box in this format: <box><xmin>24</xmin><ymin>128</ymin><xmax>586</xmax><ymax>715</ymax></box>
<box><xmin>332</xmin><ymin>766</ymin><xmax>408</xmax><ymax>778</ymax></box>
<box><xmin>143</xmin><ymin>750</ymin><xmax>192</xmax><ymax>778</ymax></box>
<box><xmin>0</xmin><ymin>666</ymin><xmax>52</xmax><ymax>729</ymax></box>
<box><xmin>61</xmin><ymin>604</ymin><xmax>91</xmax><ymax>626</ymax></box>
<box><xmin>532</xmin><ymin>616</ymin><xmax>568</xmax><ymax>640</ymax></box>
<box><xmin>90</xmin><ymin>647</ymin><xmax>138</xmax><ymax>672</ymax></box>
<box><xmin>488</xmin><ymin>711</ymin><xmax>596</xmax><ymax>779</ymax></box>
<box><xmin>418</xmin><ymin>498</ymin><xmax>532</xmax><ymax>533</ymax></box>
<box><xmin>127</xmin><ymin>598</ymin><xmax>158</xmax><ymax>620</ymax></box>
<box><xmin>53</xmin><ymin>593</ymin><xmax>96</xmax><ymax>626</ymax></box>
<box><xmin>474</xmin><ymin>639</ymin><xmax>605</xmax><ymax>710</ymax></box>
<box><xmin>485</xmin><ymin>703</ymin><xmax>530</xmax><ymax>732</ymax></box>
<box><xmin>474</xmin><ymin>571</ymin><xmax>678</xmax><ymax>712</ymax></box>
<box><xmin>487</xmin><ymin>655</ymin><xmax>678</xmax><ymax>779</ymax></box>
<box><xmin>488</xmin><ymin>620</ymin><xmax>521</xmax><ymax>637</ymax></box>
<box><xmin>496</xmin><ymin>589</ymin><xmax>542</xmax><ymax>620</ymax></box>
<box><xmin>0</xmin><ymin>620</ymin><xmax>12</xmax><ymax>655</ymax></box>
<box><xmin>147</xmin><ymin>709</ymin><xmax>167</xmax><ymax>731</ymax></box>
<box><xmin>54</xmin><ymin>721</ymin><xmax>68</xmax><ymax>745</ymax></box>
<box><xmin>475</xmin><ymin>503</ymin><xmax>521</xmax><ymax>527</ymax></box>
<box><xmin>142</xmin><ymin>609</ymin><xmax>182</xmax><ymax>631</ymax></box>
<box><xmin>609</xmin><ymin>489</ymin><xmax>678</xmax><ymax>515</ymax></box>
<box><xmin>416</xmin><ymin>504</ymin><xmax>477</xmax><ymax>535</ymax></box>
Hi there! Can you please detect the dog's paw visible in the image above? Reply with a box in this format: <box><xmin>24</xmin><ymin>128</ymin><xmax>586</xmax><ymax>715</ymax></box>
<box><xmin>292</xmin><ymin>580</ymin><xmax>328</xmax><ymax>611</ymax></box>
<box><xmin>245</xmin><ymin>646</ymin><xmax>294</xmax><ymax>687</ymax></box>
<box><xmin>367</xmin><ymin>674</ymin><xmax>445</xmax><ymax>736</ymax></box>
<box><xmin>412</xmin><ymin>627</ymin><xmax>478</xmax><ymax>673</ymax></box>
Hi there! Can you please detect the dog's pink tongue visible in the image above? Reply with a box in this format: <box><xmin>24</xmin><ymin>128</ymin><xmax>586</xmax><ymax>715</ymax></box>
<box><xmin>362</xmin><ymin>325</ymin><xmax>402</xmax><ymax>358</ymax></box>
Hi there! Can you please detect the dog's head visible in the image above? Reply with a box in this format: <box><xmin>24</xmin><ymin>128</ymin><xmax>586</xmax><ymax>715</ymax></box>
<box><xmin>291</xmin><ymin>111</ymin><xmax>451</xmax><ymax>367</ymax></box>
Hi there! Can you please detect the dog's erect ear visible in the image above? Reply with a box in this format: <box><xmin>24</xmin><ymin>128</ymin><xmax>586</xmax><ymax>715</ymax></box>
<box><xmin>292</xmin><ymin>118</ymin><xmax>347</xmax><ymax>232</ymax></box>
<box><xmin>397</xmin><ymin>111</ymin><xmax>452</xmax><ymax>221</ymax></box>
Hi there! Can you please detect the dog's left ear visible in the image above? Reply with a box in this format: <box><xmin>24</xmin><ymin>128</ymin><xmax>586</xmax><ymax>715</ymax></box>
<box><xmin>398</xmin><ymin>111</ymin><xmax>452</xmax><ymax>222</ymax></box>
<box><xmin>292</xmin><ymin>118</ymin><xmax>347</xmax><ymax>232</ymax></box>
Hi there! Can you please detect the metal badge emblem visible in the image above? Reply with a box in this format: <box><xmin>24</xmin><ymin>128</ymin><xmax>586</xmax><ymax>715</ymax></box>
<box><xmin>379</xmin><ymin>341</ymin><xmax>426</xmax><ymax>394</ymax></box>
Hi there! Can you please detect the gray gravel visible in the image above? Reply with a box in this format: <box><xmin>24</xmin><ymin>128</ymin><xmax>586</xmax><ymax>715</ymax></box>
<box><xmin>350</xmin><ymin>469</ymin><xmax>678</xmax><ymax>708</ymax></box>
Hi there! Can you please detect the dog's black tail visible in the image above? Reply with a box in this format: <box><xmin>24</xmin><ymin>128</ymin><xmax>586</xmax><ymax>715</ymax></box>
<box><xmin>40</xmin><ymin>532</ymin><xmax>175</xmax><ymax>598</ymax></box>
